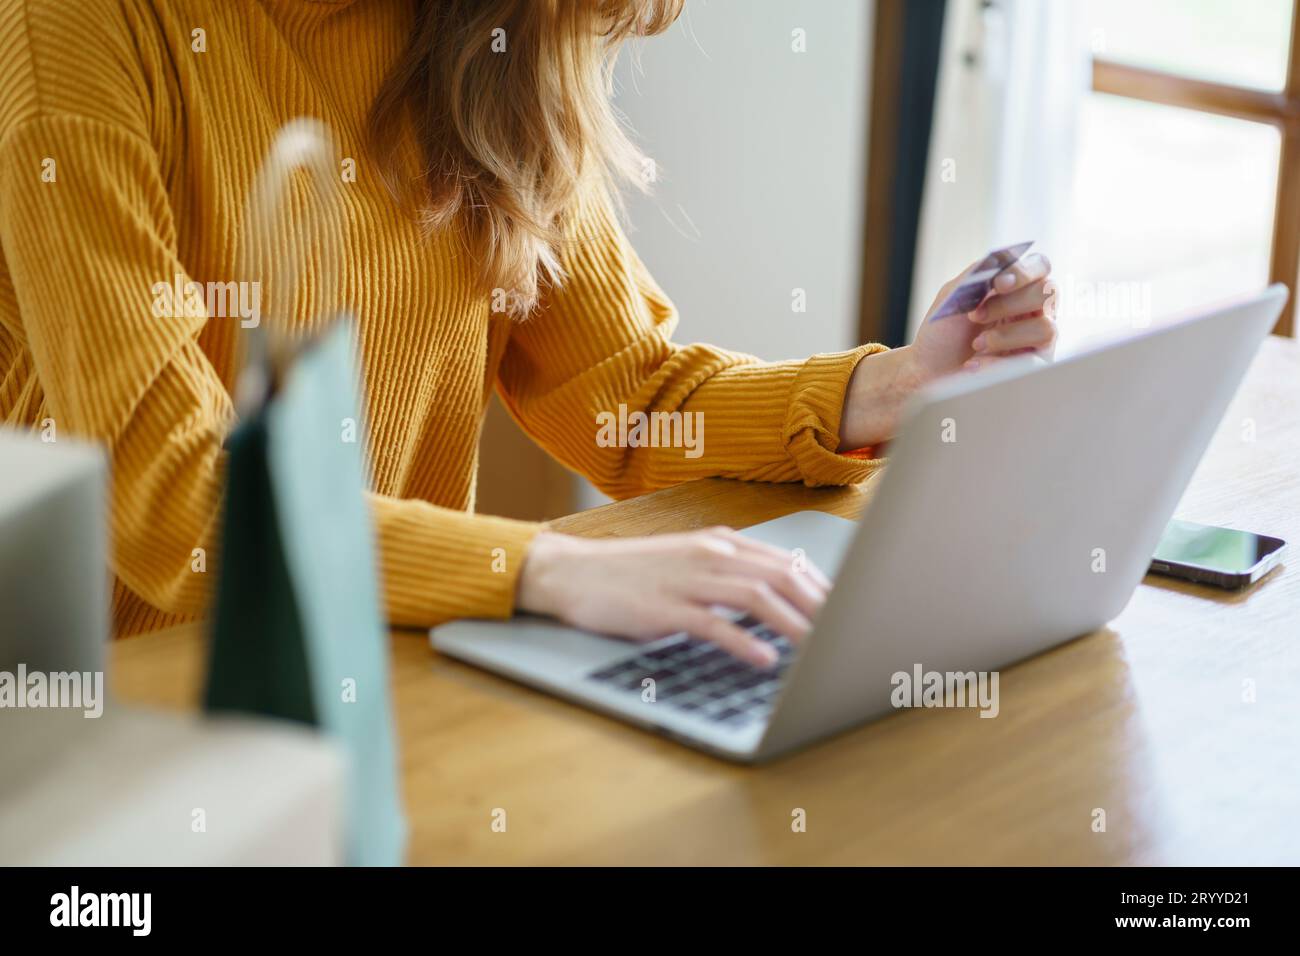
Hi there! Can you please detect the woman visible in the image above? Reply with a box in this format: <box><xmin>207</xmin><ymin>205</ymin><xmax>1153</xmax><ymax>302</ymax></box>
<box><xmin>0</xmin><ymin>0</ymin><xmax>1054</xmax><ymax>666</ymax></box>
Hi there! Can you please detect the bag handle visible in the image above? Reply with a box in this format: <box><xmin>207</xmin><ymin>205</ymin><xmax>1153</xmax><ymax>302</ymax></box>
<box><xmin>235</xmin><ymin>118</ymin><xmax>348</xmax><ymax>415</ymax></box>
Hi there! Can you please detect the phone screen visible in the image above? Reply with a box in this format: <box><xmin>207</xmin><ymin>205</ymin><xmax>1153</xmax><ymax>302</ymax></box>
<box><xmin>1152</xmin><ymin>519</ymin><xmax>1285</xmax><ymax>574</ymax></box>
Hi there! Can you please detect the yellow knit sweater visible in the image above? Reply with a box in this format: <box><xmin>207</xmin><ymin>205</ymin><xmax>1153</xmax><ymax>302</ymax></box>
<box><xmin>0</xmin><ymin>0</ymin><xmax>886</xmax><ymax>638</ymax></box>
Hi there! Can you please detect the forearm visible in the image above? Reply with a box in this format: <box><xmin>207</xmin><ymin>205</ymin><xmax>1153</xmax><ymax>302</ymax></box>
<box><xmin>837</xmin><ymin>344</ymin><xmax>927</xmax><ymax>451</ymax></box>
<box><xmin>504</xmin><ymin>340</ymin><xmax>894</xmax><ymax>496</ymax></box>
<box><xmin>372</xmin><ymin>494</ymin><xmax>543</xmax><ymax>627</ymax></box>
<box><xmin>104</xmin><ymin>355</ymin><xmax>232</xmax><ymax>617</ymax></box>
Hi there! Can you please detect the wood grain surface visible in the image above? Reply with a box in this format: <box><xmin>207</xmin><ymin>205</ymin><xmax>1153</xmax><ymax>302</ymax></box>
<box><xmin>111</xmin><ymin>336</ymin><xmax>1300</xmax><ymax>865</ymax></box>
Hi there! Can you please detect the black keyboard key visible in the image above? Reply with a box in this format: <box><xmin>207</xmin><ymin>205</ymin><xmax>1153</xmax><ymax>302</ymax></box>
<box><xmin>589</xmin><ymin>660</ymin><xmax>636</xmax><ymax>680</ymax></box>
<box><xmin>643</xmin><ymin>642</ymin><xmax>691</xmax><ymax>662</ymax></box>
<box><xmin>587</xmin><ymin>619</ymin><xmax>797</xmax><ymax>725</ymax></box>
<box><xmin>719</xmin><ymin>658</ymin><xmax>753</xmax><ymax>673</ymax></box>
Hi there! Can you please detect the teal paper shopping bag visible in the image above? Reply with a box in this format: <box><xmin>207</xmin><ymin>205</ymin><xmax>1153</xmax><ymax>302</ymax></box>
<box><xmin>204</xmin><ymin>320</ymin><xmax>406</xmax><ymax>867</ymax></box>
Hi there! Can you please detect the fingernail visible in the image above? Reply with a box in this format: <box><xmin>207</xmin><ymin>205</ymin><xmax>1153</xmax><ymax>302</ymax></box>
<box><xmin>972</xmin><ymin>334</ymin><xmax>986</xmax><ymax>351</ymax></box>
<box><xmin>996</xmin><ymin>273</ymin><xmax>1015</xmax><ymax>290</ymax></box>
<box><xmin>753</xmin><ymin>644</ymin><xmax>779</xmax><ymax>669</ymax></box>
<box><xmin>964</xmin><ymin>358</ymin><xmax>980</xmax><ymax>371</ymax></box>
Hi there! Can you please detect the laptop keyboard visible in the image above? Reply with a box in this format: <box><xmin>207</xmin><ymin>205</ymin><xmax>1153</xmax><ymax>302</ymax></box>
<box><xmin>585</xmin><ymin>616</ymin><xmax>796</xmax><ymax>728</ymax></box>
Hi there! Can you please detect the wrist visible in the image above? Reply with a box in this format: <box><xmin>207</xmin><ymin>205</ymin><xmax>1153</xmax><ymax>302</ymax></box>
<box><xmin>838</xmin><ymin>345</ymin><xmax>927</xmax><ymax>450</ymax></box>
<box><xmin>516</xmin><ymin>530</ymin><xmax>583</xmax><ymax>617</ymax></box>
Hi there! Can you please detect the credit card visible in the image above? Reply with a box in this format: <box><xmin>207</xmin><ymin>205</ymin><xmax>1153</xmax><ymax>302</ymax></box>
<box><xmin>929</xmin><ymin>241</ymin><xmax>1034</xmax><ymax>320</ymax></box>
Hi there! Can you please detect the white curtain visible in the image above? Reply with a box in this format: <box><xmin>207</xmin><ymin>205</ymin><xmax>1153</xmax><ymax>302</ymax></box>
<box><xmin>909</xmin><ymin>0</ymin><xmax>1091</xmax><ymax>340</ymax></box>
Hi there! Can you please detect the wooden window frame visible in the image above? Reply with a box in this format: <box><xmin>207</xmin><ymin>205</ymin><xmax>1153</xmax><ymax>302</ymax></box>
<box><xmin>1091</xmin><ymin>5</ymin><xmax>1300</xmax><ymax>337</ymax></box>
<box><xmin>860</xmin><ymin>0</ymin><xmax>907</xmax><ymax>346</ymax></box>
<box><xmin>863</xmin><ymin>1</ymin><xmax>1300</xmax><ymax>342</ymax></box>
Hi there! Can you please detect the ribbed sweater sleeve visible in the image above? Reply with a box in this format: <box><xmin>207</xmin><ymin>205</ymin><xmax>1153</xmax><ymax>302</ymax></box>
<box><xmin>0</xmin><ymin>110</ymin><xmax>540</xmax><ymax>627</ymax></box>
<box><xmin>1</xmin><ymin>0</ymin><xmax>884</xmax><ymax>636</ymax></box>
<box><xmin>497</xmin><ymin>184</ymin><xmax>889</xmax><ymax>496</ymax></box>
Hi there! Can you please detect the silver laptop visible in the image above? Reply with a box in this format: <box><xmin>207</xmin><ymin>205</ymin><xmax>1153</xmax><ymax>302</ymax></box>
<box><xmin>433</xmin><ymin>286</ymin><xmax>1287</xmax><ymax>763</ymax></box>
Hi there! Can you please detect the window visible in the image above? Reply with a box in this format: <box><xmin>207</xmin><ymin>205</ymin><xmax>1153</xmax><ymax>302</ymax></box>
<box><xmin>1084</xmin><ymin>0</ymin><xmax>1300</xmax><ymax>338</ymax></box>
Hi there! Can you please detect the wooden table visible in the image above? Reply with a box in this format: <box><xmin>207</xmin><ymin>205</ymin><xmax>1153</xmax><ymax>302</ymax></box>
<box><xmin>112</xmin><ymin>336</ymin><xmax>1300</xmax><ymax>865</ymax></box>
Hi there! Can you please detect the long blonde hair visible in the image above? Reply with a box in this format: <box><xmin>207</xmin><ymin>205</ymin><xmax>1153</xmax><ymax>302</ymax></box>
<box><xmin>368</xmin><ymin>0</ymin><xmax>684</xmax><ymax>315</ymax></box>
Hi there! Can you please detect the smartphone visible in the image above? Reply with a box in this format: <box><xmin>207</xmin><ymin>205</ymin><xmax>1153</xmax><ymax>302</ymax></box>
<box><xmin>1148</xmin><ymin>518</ymin><xmax>1286</xmax><ymax>589</ymax></box>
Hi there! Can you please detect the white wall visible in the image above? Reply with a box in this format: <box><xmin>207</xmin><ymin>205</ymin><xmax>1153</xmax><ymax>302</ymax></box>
<box><xmin>573</xmin><ymin>0</ymin><xmax>873</xmax><ymax>510</ymax></box>
<box><xmin>611</xmin><ymin>0</ymin><xmax>873</xmax><ymax>361</ymax></box>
